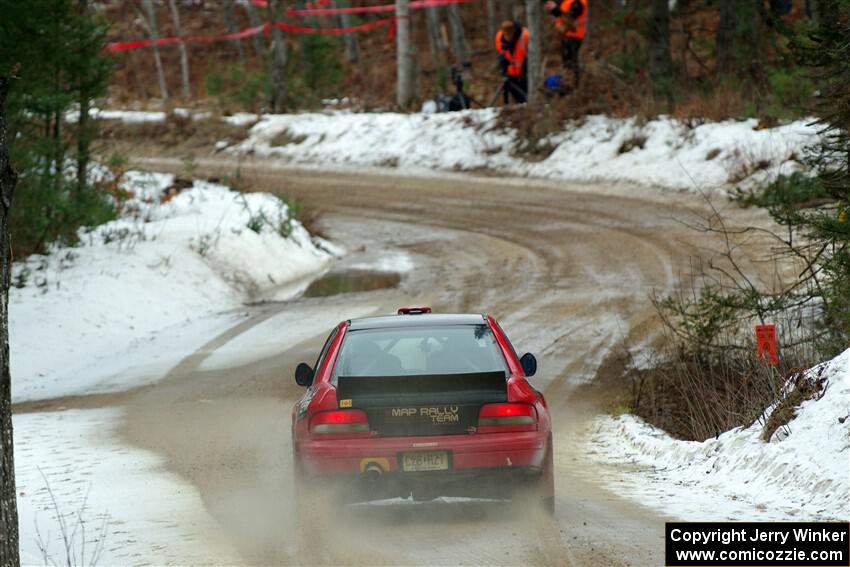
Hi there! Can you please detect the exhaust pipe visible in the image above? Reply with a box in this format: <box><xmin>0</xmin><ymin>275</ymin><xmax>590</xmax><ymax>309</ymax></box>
<box><xmin>363</xmin><ymin>463</ymin><xmax>384</xmax><ymax>479</ymax></box>
<box><xmin>361</xmin><ymin>462</ymin><xmax>385</xmax><ymax>499</ymax></box>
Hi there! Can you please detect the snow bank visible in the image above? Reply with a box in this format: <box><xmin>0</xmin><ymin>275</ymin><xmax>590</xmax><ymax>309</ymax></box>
<box><xmin>79</xmin><ymin>107</ymin><xmax>817</xmax><ymax>191</ymax></box>
<box><xmin>10</xmin><ymin>171</ymin><xmax>332</xmax><ymax>402</ymax></box>
<box><xmin>65</xmin><ymin>107</ymin><xmax>215</xmax><ymax>124</ymax></box>
<box><xmin>231</xmin><ymin>110</ymin><xmax>817</xmax><ymax>192</ymax></box>
<box><xmin>586</xmin><ymin>349</ymin><xmax>850</xmax><ymax>521</ymax></box>
<box><xmin>15</xmin><ymin>408</ymin><xmax>239</xmax><ymax>565</ymax></box>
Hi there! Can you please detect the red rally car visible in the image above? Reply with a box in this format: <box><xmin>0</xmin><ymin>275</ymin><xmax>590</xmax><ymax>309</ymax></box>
<box><xmin>291</xmin><ymin>307</ymin><xmax>554</xmax><ymax>512</ymax></box>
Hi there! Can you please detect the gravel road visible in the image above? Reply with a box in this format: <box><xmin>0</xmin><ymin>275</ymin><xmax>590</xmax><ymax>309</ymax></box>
<box><xmin>25</xmin><ymin>159</ymin><xmax>776</xmax><ymax>565</ymax></box>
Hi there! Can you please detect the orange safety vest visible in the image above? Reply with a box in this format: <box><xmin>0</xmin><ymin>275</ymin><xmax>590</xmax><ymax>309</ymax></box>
<box><xmin>495</xmin><ymin>27</ymin><xmax>529</xmax><ymax>78</ymax></box>
<box><xmin>557</xmin><ymin>0</ymin><xmax>587</xmax><ymax>40</ymax></box>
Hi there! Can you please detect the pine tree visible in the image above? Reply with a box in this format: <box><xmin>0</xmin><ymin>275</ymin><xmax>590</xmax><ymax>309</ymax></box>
<box><xmin>790</xmin><ymin>0</ymin><xmax>850</xmax><ymax>351</ymax></box>
<box><xmin>71</xmin><ymin>0</ymin><xmax>112</xmax><ymax>195</ymax></box>
<box><xmin>648</xmin><ymin>0</ymin><xmax>673</xmax><ymax>107</ymax></box>
<box><xmin>1</xmin><ymin>0</ymin><xmax>112</xmax><ymax>256</ymax></box>
<box><xmin>731</xmin><ymin>0</ymin><xmax>850</xmax><ymax>354</ymax></box>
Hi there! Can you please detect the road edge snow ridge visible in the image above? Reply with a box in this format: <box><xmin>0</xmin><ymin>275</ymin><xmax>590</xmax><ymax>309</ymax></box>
<box><xmin>584</xmin><ymin>348</ymin><xmax>849</xmax><ymax>522</ymax></box>
<box><xmin>223</xmin><ymin>110</ymin><xmax>817</xmax><ymax>193</ymax></box>
<box><xmin>10</xmin><ymin>170</ymin><xmax>336</xmax><ymax>402</ymax></box>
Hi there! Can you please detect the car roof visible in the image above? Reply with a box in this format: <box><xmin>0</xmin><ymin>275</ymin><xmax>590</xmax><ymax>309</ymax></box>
<box><xmin>347</xmin><ymin>313</ymin><xmax>487</xmax><ymax>330</ymax></box>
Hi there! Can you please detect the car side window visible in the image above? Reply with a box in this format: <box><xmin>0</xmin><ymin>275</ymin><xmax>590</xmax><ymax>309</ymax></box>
<box><xmin>313</xmin><ymin>328</ymin><xmax>339</xmax><ymax>377</ymax></box>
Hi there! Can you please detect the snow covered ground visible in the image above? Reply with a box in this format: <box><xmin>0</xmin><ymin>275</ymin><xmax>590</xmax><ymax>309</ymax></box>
<box><xmin>12</xmin><ymin>168</ymin><xmax>339</xmax><ymax>565</ymax></box>
<box><xmin>86</xmin><ymin>108</ymin><xmax>816</xmax><ymax>193</ymax></box>
<box><xmin>227</xmin><ymin>110</ymin><xmax>816</xmax><ymax>192</ymax></box>
<box><xmin>15</xmin><ymin>408</ymin><xmax>240</xmax><ymax>565</ymax></box>
<box><xmin>10</xmin><ymin>170</ymin><xmax>334</xmax><ymax>403</ymax></box>
<box><xmin>19</xmin><ymin>108</ymin><xmax>840</xmax><ymax>561</ymax></box>
<box><xmin>585</xmin><ymin>349</ymin><xmax>850</xmax><ymax>521</ymax></box>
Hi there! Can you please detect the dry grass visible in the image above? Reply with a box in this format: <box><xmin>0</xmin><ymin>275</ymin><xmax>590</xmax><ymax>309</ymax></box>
<box><xmin>726</xmin><ymin>144</ymin><xmax>783</xmax><ymax>183</ymax></box>
<box><xmin>761</xmin><ymin>367</ymin><xmax>828</xmax><ymax>441</ymax></box>
<box><xmin>270</xmin><ymin>129</ymin><xmax>307</xmax><ymax>147</ymax></box>
<box><xmin>671</xmin><ymin>84</ymin><xmax>751</xmax><ymax>123</ymax></box>
<box><xmin>627</xmin><ymin>325</ymin><xmax>823</xmax><ymax>442</ymax></box>
<box><xmin>99</xmin><ymin>111</ymin><xmax>250</xmax><ymax>153</ymax></box>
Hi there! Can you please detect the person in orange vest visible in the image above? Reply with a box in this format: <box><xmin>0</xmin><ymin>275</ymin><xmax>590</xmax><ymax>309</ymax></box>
<box><xmin>495</xmin><ymin>20</ymin><xmax>529</xmax><ymax>104</ymax></box>
<box><xmin>544</xmin><ymin>0</ymin><xmax>586</xmax><ymax>88</ymax></box>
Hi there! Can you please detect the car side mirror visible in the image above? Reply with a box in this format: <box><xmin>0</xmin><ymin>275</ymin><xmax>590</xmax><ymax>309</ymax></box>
<box><xmin>519</xmin><ymin>353</ymin><xmax>537</xmax><ymax>377</ymax></box>
<box><xmin>295</xmin><ymin>362</ymin><xmax>314</xmax><ymax>387</ymax></box>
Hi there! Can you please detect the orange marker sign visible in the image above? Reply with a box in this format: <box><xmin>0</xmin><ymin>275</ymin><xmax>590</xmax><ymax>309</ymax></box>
<box><xmin>755</xmin><ymin>324</ymin><xmax>778</xmax><ymax>365</ymax></box>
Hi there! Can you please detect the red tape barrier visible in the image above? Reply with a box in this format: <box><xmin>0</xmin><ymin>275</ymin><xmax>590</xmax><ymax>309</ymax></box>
<box><xmin>107</xmin><ymin>24</ymin><xmax>268</xmax><ymax>52</ymax></box>
<box><xmin>288</xmin><ymin>0</ymin><xmax>470</xmax><ymax>16</ymax></box>
<box><xmin>251</xmin><ymin>0</ymin><xmax>335</xmax><ymax>9</ymax></box>
<box><xmin>272</xmin><ymin>16</ymin><xmax>394</xmax><ymax>35</ymax></box>
<box><xmin>106</xmin><ymin>0</ymin><xmax>469</xmax><ymax>53</ymax></box>
<box><xmin>252</xmin><ymin>0</ymin><xmax>462</xmax><ymax>11</ymax></box>
<box><xmin>106</xmin><ymin>20</ymin><xmax>395</xmax><ymax>52</ymax></box>
<box><xmin>188</xmin><ymin>23</ymin><xmax>269</xmax><ymax>44</ymax></box>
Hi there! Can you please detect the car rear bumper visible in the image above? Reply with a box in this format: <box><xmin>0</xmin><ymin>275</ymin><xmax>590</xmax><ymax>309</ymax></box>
<box><xmin>295</xmin><ymin>430</ymin><xmax>549</xmax><ymax>476</ymax></box>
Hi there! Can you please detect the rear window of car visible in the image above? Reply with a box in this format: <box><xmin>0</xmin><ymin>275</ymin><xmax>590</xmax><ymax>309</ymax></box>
<box><xmin>332</xmin><ymin>324</ymin><xmax>507</xmax><ymax>381</ymax></box>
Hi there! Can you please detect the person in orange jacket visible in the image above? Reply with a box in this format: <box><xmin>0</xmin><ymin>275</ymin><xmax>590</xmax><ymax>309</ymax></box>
<box><xmin>495</xmin><ymin>20</ymin><xmax>529</xmax><ymax>104</ymax></box>
<box><xmin>544</xmin><ymin>0</ymin><xmax>586</xmax><ymax>88</ymax></box>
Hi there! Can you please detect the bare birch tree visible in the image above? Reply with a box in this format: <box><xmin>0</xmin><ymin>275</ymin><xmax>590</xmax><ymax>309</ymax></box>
<box><xmin>425</xmin><ymin>6</ymin><xmax>447</xmax><ymax>59</ymax></box>
<box><xmin>396</xmin><ymin>0</ymin><xmax>413</xmax><ymax>108</ymax></box>
<box><xmin>0</xmin><ymin>74</ymin><xmax>19</xmax><ymax>567</ymax></box>
<box><xmin>223</xmin><ymin>0</ymin><xmax>247</xmax><ymax>65</ymax></box>
<box><xmin>334</xmin><ymin>0</ymin><xmax>360</xmax><ymax>63</ymax></box>
<box><xmin>446</xmin><ymin>4</ymin><xmax>470</xmax><ymax>66</ymax></box>
<box><xmin>486</xmin><ymin>0</ymin><xmax>498</xmax><ymax>44</ymax></box>
<box><xmin>506</xmin><ymin>0</ymin><xmax>522</xmax><ymax>21</ymax></box>
<box><xmin>525</xmin><ymin>0</ymin><xmax>541</xmax><ymax>104</ymax></box>
<box><xmin>166</xmin><ymin>0</ymin><xmax>190</xmax><ymax>99</ymax></box>
<box><xmin>499</xmin><ymin>0</ymin><xmax>513</xmax><ymax>22</ymax></box>
<box><xmin>138</xmin><ymin>0</ymin><xmax>169</xmax><ymax>101</ymax></box>
<box><xmin>245</xmin><ymin>2</ymin><xmax>266</xmax><ymax>58</ymax></box>
<box><xmin>269</xmin><ymin>0</ymin><xmax>288</xmax><ymax>112</ymax></box>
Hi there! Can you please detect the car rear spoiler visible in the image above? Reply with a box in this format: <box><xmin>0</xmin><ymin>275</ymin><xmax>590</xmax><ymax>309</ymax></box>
<box><xmin>336</xmin><ymin>371</ymin><xmax>508</xmax><ymax>408</ymax></box>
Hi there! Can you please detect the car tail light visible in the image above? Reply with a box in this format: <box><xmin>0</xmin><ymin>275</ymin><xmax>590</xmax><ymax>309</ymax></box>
<box><xmin>310</xmin><ymin>410</ymin><xmax>370</xmax><ymax>438</ymax></box>
<box><xmin>477</xmin><ymin>403</ymin><xmax>537</xmax><ymax>433</ymax></box>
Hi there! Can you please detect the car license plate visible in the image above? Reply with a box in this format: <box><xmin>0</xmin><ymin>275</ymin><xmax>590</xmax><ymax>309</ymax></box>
<box><xmin>401</xmin><ymin>451</ymin><xmax>449</xmax><ymax>472</ymax></box>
